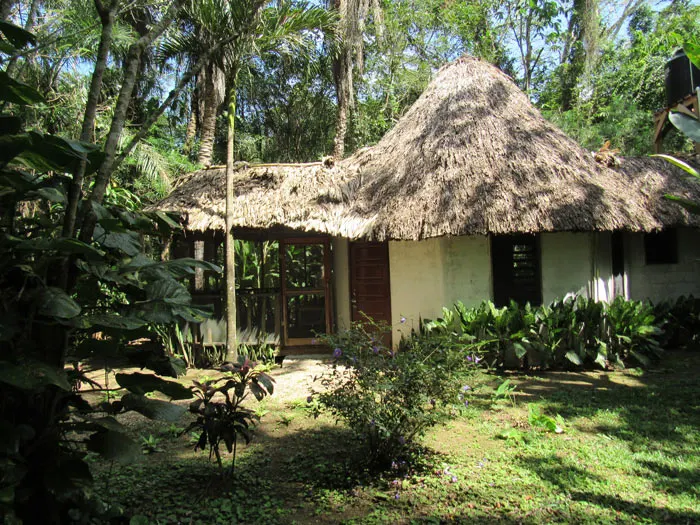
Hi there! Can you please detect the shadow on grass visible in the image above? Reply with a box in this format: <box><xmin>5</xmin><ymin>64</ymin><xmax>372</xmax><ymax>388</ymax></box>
<box><xmin>478</xmin><ymin>352</ymin><xmax>700</xmax><ymax>446</ymax></box>
<box><xmin>467</xmin><ymin>352</ymin><xmax>700</xmax><ymax>524</ymax></box>
<box><xmin>510</xmin><ymin>454</ymin><xmax>700</xmax><ymax>523</ymax></box>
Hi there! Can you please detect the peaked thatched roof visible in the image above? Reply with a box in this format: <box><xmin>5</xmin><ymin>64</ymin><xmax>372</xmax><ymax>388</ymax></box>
<box><xmin>340</xmin><ymin>56</ymin><xmax>700</xmax><ymax>239</ymax></box>
<box><xmin>152</xmin><ymin>56</ymin><xmax>700</xmax><ymax>240</ymax></box>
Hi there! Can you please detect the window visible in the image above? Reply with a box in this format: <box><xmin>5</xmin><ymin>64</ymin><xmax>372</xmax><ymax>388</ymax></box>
<box><xmin>644</xmin><ymin>229</ymin><xmax>678</xmax><ymax>265</ymax></box>
<box><xmin>491</xmin><ymin>234</ymin><xmax>542</xmax><ymax>307</ymax></box>
<box><xmin>611</xmin><ymin>231</ymin><xmax>625</xmax><ymax>277</ymax></box>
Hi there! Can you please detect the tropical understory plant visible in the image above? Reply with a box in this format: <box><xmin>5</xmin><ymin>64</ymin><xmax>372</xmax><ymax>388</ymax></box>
<box><xmin>0</xmin><ymin>24</ymin><xmax>220</xmax><ymax>523</ymax></box>
<box><xmin>184</xmin><ymin>358</ymin><xmax>275</xmax><ymax>474</ymax></box>
<box><xmin>424</xmin><ymin>296</ymin><xmax>666</xmax><ymax>370</ymax></box>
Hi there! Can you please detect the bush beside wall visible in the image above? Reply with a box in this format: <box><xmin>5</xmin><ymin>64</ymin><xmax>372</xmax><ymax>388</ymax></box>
<box><xmin>422</xmin><ymin>295</ymin><xmax>700</xmax><ymax>370</ymax></box>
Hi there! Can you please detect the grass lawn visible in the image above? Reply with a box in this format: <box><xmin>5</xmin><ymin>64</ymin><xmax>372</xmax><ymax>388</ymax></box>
<box><xmin>92</xmin><ymin>352</ymin><xmax>700</xmax><ymax>524</ymax></box>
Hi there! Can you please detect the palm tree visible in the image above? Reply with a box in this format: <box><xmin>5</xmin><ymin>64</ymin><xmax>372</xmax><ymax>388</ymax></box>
<box><xmin>329</xmin><ymin>0</ymin><xmax>382</xmax><ymax>159</ymax></box>
<box><xmin>165</xmin><ymin>0</ymin><xmax>335</xmax><ymax>359</ymax></box>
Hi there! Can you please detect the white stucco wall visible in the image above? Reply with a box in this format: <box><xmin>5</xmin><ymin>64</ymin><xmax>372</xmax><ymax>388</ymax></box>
<box><xmin>331</xmin><ymin>237</ymin><xmax>351</xmax><ymax>331</ymax></box>
<box><xmin>388</xmin><ymin>236</ymin><xmax>491</xmax><ymax>345</ymax></box>
<box><xmin>625</xmin><ymin>228</ymin><xmax>700</xmax><ymax>302</ymax></box>
<box><xmin>337</xmin><ymin>229</ymin><xmax>700</xmax><ymax>348</ymax></box>
<box><xmin>540</xmin><ymin>232</ymin><xmax>594</xmax><ymax>304</ymax></box>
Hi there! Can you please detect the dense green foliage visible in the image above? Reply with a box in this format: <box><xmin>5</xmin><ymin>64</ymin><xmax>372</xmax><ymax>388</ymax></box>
<box><xmin>6</xmin><ymin>0</ymin><xmax>697</xmax><ymax>185</ymax></box>
<box><xmin>0</xmin><ymin>22</ymin><xmax>219</xmax><ymax>523</ymax></box>
<box><xmin>423</xmin><ymin>296</ymin><xmax>671</xmax><ymax>370</ymax></box>
<box><xmin>311</xmin><ymin>320</ymin><xmax>483</xmax><ymax>467</ymax></box>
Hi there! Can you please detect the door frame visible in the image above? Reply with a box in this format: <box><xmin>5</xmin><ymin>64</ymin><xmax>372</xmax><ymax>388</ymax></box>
<box><xmin>280</xmin><ymin>237</ymin><xmax>332</xmax><ymax>347</ymax></box>
<box><xmin>348</xmin><ymin>241</ymin><xmax>392</xmax><ymax>344</ymax></box>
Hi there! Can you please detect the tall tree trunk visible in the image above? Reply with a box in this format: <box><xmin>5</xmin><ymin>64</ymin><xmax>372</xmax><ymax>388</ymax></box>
<box><xmin>63</xmin><ymin>0</ymin><xmax>117</xmax><ymax>239</ymax></box>
<box><xmin>198</xmin><ymin>64</ymin><xmax>218</xmax><ymax>165</ymax></box>
<box><xmin>183</xmin><ymin>81</ymin><xmax>198</xmax><ymax>154</ymax></box>
<box><xmin>112</xmin><ymin>31</ymin><xmax>244</xmax><ymax>174</ymax></box>
<box><xmin>332</xmin><ymin>50</ymin><xmax>351</xmax><ymax>159</ymax></box>
<box><xmin>78</xmin><ymin>0</ymin><xmax>183</xmax><ymax>244</ymax></box>
<box><xmin>225</xmin><ymin>78</ymin><xmax>238</xmax><ymax>362</ymax></box>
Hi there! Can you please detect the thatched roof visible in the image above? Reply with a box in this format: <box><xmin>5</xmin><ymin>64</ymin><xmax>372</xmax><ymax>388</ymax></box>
<box><xmin>152</xmin><ymin>55</ymin><xmax>700</xmax><ymax>240</ymax></box>
<box><xmin>151</xmin><ymin>162</ymin><xmax>372</xmax><ymax>237</ymax></box>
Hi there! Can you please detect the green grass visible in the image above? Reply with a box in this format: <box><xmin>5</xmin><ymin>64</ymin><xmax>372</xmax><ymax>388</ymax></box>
<box><xmin>93</xmin><ymin>352</ymin><xmax>700</xmax><ymax>524</ymax></box>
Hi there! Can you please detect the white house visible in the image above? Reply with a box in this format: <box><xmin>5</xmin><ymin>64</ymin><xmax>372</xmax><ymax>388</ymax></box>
<box><xmin>152</xmin><ymin>56</ymin><xmax>700</xmax><ymax>351</ymax></box>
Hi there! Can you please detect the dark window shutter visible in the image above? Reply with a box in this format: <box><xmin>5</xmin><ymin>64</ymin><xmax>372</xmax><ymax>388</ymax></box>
<box><xmin>492</xmin><ymin>234</ymin><xmax>542</xmax><ymax>307</ymax></box>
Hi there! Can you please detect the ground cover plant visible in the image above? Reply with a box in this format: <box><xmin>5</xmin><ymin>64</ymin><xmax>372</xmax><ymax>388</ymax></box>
<box><xmin>88</xmin><ymin>351</ymin><xmax>700</xmax><ymax>524</ymax></box>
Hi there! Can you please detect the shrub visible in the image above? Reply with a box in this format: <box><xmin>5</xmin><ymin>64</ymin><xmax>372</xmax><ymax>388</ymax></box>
<box><xmin>184</xmin><ymin>358</ymin><xmax>275</xmax><ymax>474</ymax></box>
<box><xmin>427</xmin><ymin>296</ymin><xmax>665</xmax><ymax>370</ymax></box>
<box><xmin>654</xmin><ymin>295</ymin><xmax>700</xmax><ymax>350</ymax></box>
<box><xmin>312</xmin><ymin>320</ymin><xmax>483</xmax><ymax>468</ymax></box>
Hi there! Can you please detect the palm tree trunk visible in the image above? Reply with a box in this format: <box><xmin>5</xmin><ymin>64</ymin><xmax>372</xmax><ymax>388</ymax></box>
<box><xmin>225</xmin><ymin>77</ymin><xmax>238</xmax><ymax>362</ymax></box>
<box><xmin>198</xmin><ymin>64</ymin><xmax>218</xmax><ymax>165</ymax></box>
<box><xmin>332</xmin><ymin>49</ymin><xmax>352</xmax><ymax>159</ymax></box>
<box><xmin>78</xmin><ymin>0</ymin><xmax>183</xmax><ymax>244</ymax></box>
<box><xmin>184</xmin><ymin>83</ymin><xmax>198</xmax><ymax>154</ymax></box>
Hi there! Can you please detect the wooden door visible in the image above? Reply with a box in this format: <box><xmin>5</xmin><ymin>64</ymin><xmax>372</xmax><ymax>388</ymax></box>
<box><xmin>349</xmin><ymin>242</ymin><xmax>392</xmax><ymax>343</ymax></box>
<box><xmin>281</xmin><ymin>238</ymin><xmax>332</xmax><ymax>346</ymax></box>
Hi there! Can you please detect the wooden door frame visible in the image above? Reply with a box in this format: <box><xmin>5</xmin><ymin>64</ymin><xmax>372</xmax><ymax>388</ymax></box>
<box><xmin>280</xmin><ymin>237</ymin><xmax>332</xmax><ymax>347</ymax></box>
<box><xmin>348</xmin><ymin>241</ymin><xmax>392</xmax><ymax>343</ymax></box>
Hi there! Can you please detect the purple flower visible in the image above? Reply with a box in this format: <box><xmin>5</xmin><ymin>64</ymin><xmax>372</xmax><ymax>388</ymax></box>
<box><xmin>333</xmin><ymin>347</ymin><xmax>342</xmax><ymax>358</ymax></box>
<box><xmin>451</xmin><ymin>476</ymin><xmax>458</xmax><ymax>483</ymax></box>
<box><xmin>394</xmin><ymin>492</ymin><xmax>400</xmax><ymax>500</ymax></box>
<box><xmin>372</xmin><ymin>345</ymin><xmax>380</xmax><ymax>354</ymax></box>
<box><xmin>398</xmin><ymin>436</ymin><xmax>405</xmax><ymax>445</ymax></box>
<box><xmin>462</xmin><ymin>385</ymin><xmax>471</xmax><ymax>392</ymax></box>
<box><xmin>400</xmin><ymin>316</ymin><xmax>406</xmax><ymax>324</ymax></box>
<box><xmin>464</xmin><ymin>400</ymin><xmax>469</xmax><ymax>407</ymax></box>
<box><xmin>466</xmin><ymin>355</ymin><xmax>473</xmax><ymax>362</ymax></box>
<box><xmin>474</xmin><ymin>355</ymin><xmax>482</xmax><ymax>363</ymax></box>
<box><xmin>311</xmin><ymin>338</ymin><xmax>317</xmax><ymax>345</ymax></box>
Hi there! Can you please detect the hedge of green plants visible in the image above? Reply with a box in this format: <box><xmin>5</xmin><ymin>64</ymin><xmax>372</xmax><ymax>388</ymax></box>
<box><xmin>422</xmin><ymin>295</ymin><xmax>700</xmax><ymax>370</ymax></box>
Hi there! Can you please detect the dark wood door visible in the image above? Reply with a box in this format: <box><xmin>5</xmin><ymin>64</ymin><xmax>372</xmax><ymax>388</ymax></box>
<box><xmin>349</xmin><ymin>242</ymin><xmax>392</xmax><ymax>342</ymax></box>
<box><xmin>281</xmin><ymin>238</ymin><xmax>332</xmax><ymax>347</ymax></box>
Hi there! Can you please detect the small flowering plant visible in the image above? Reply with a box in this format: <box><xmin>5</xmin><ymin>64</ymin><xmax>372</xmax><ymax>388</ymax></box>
<box><xmin>311</xmin><ymin>318</ymin><xmax>482</xmax><ymax>468</ymax></box>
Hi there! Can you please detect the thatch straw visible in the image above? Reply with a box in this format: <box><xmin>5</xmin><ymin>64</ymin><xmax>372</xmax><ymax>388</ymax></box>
<box><xmin>150</xmin><ymin>162</ymin><xmax>372</xmax><ymax>236</ymax></box>
<box><xmin>340</xmin><ymin>55</ymin><xmax>700</xmax><ymax>240</ymax></box>
<box><xmin>151</xmin><ymin>56</ymin><xmax>700</xmax><ymax>239</ymax></box>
